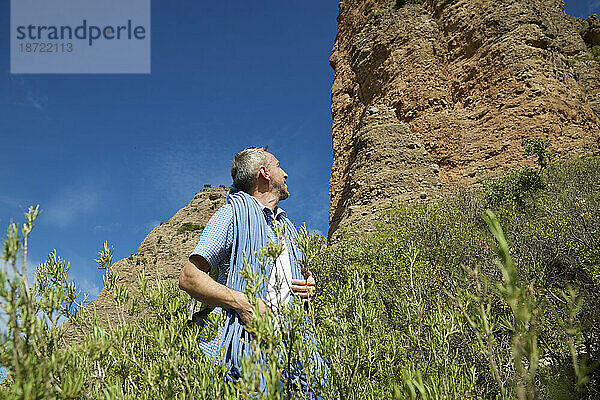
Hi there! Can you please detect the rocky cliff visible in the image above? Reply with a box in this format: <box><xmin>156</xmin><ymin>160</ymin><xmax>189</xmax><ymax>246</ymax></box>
<box><xmin>65</xmin><ymin>186</ymin><xmax>228</xmax><ymax>345</ymax></box>
<box><xmin>328</xmin><ymin>0</ymin><xmax>600</xmax><ymax>238</ymax></box>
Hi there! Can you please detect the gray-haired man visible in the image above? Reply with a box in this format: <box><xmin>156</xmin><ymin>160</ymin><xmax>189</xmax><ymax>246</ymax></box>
<box><xmin>179</xmin><ymin>146</ymin><xmax>315</xmax><ymax>363</ymax></box>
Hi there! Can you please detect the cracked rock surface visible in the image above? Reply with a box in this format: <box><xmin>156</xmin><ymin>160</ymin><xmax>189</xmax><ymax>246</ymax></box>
<box><xmin>329</xmin><ymin>0</ymin><xmax>600</xmax><ymax>238</ymax></box>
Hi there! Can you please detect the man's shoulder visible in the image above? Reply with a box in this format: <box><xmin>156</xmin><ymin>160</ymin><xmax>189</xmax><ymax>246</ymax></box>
<box><xmin>208</xmin><ymin>203</ymin><xmax>234</xmax><ymax>225</ymax></box>
<box><xmin>214</xmin><ymin>203</ymin><xmax>233</xmax><ymax>215</ymax></box>
<box><xmin>190</xmin><ymin>203</ymin><xmax>234</xmax><ymax>266</ymax></box>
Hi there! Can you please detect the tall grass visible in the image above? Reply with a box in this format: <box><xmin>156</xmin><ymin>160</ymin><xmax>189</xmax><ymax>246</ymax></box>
<box><xmin>0</xmin><ymin>156</ymin><xmax>598</xmax><ymax>398</ymax></box>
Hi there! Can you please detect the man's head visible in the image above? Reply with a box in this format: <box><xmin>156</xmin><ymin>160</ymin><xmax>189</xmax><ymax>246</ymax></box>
<box><xmin>231</xmin><ymin>146</ymin><xmax>289</xmax><ymax>200</ymax></box>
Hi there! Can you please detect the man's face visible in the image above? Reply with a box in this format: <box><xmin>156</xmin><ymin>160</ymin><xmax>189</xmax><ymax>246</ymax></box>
<box><xmin>266</xmin><ymin>153</ymin><xmax>289</xmax><ymax>201</ymax></box>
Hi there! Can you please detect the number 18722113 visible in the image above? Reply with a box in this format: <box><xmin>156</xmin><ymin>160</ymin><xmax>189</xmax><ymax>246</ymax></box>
<box><xmin>19</xmin><ymin>43</ymin><xmax>73</xmax><ymax>52</ymax></box>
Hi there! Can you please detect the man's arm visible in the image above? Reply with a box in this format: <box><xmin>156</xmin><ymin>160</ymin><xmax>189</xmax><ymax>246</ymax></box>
<box><xmin>179</xmin><ymin>255</ymin><xmax>269</xmax><ymax>325</ymax></box>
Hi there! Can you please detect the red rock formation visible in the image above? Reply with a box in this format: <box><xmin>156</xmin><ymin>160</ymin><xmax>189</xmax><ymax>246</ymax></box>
<box><xmin>328</xmin><ymin>0</ymin><xmax>600</xmax><ymax>238</ymax></box>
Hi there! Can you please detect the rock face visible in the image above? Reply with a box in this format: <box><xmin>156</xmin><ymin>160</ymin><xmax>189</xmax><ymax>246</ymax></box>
<box><xmin>581</xmin><ymin>14</ymin><xmax>600</xmax><ymax>47</ymax></box>
<box><xmin>328</xmin><ymin>0</ymin><xmax>600</xmax><ymax>238</ymax></box>
<box><xmin>65</xmin><ymin>186</ymin><xmax>228</xmax><ymax>345</ymax></box>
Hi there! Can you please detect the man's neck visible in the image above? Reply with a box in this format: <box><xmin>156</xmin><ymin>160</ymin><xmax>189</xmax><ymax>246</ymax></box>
<box><xmin>250</xmin><ymin>190</ymin><xmax>278</xmax><ymax>212</ymax></box>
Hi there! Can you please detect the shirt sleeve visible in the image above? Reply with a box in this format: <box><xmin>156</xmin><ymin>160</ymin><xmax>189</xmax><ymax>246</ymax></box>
<box><xmin>189</xmin><ymin>204</ymin><xmax>234</xmax><ymax>269</ymax></box>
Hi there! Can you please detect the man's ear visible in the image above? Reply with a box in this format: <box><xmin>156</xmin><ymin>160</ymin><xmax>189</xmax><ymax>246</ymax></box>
<box><xmin>259</xmin><ymin>166</ymin><xmax>271</xmax><ymax>181</ymax></box>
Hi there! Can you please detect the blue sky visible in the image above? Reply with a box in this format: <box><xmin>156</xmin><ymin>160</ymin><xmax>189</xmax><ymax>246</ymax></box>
<box><xmin>1</xmin><ymin>1</ymin><xmax>598</xmax><ymax>300</ymax></box>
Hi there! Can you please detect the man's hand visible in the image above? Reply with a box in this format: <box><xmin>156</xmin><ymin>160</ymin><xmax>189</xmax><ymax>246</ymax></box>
<box><xmin>235</xmin><ymin>296</ymin><xmax>271</xmax><ymax>325</ymax></box>
<box><xmin>290</xmin><ymin>269</ymin><xmax>316</xmax><ymax>302</ymax></box>
<box><xmin>180</xmin><ymin>257</ymin><xmax>271</xmax><ymax>325</ymax></box>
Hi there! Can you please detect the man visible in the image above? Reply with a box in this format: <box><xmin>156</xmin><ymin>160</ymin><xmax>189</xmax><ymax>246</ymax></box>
<box><xmin>179</xmin><ymin>146</ymin><xmax>316</xmax><ymax>372</ymax></box>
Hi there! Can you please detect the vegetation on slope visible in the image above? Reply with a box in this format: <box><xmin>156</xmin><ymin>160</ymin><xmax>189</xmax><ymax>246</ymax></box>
<box><xmin>1</xmin><ymin>149</ymin><xmax>598</xmax><ymax>399</ymax></box>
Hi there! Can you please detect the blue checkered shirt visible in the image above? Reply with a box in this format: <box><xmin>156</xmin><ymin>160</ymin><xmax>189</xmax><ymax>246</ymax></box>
<box><xmin>188</xmin><ymin>197</ymin><xmax>288</xmax><ymax>358</ymax></box>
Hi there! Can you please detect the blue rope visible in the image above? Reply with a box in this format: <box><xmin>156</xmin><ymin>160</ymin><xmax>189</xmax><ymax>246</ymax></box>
<box><xmin>213</xmin><ymin>187</ymin><xmax>326</xmax><ymax>391</ymax></box>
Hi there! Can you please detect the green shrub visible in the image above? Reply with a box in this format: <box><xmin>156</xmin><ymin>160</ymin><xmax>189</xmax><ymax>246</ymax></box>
<box><xmin>0</xmin><ymin>156</ymin><xmax>598</xmax><ymax>399</ymax></box>
<box><xmin>592</xmin><ymin>45</ymin><xmax>600</xmax><ymax>61</ymax></box>
<box><xmin>176</xmin><ymin>222</ymin><xmax>202</xmax><ymax>234</ymax></box>
<box><xmin>482</xmin><ymin>165</ymin><xmax>545</xmax><ymax>209</ymax></box>
<box><xmin>312</xmin><ymin>156</ymin><xmax>600</xmax><ymax>399</ymax></box>
<box><xmin>522</xmin><ymin>137</ymin><xmax>551</xmax><ymax>171</ymax></box>
<box><xmin>481</xmin><ymin>137</ymin><xmax>550</xmax><ymax>210</ymax></box>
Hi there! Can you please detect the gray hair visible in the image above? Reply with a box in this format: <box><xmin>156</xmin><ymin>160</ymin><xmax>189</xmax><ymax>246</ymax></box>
<box><xmin>231</xmin><ymin>146</ymin><xmax>270</xmax><ymax>192</ymax></box>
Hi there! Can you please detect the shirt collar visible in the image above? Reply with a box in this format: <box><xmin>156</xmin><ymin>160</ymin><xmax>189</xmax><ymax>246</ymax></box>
<box><xmin>253</xmin><ymin>197</ymin><xmax>286</xmax><ymax>221</ymax></box>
